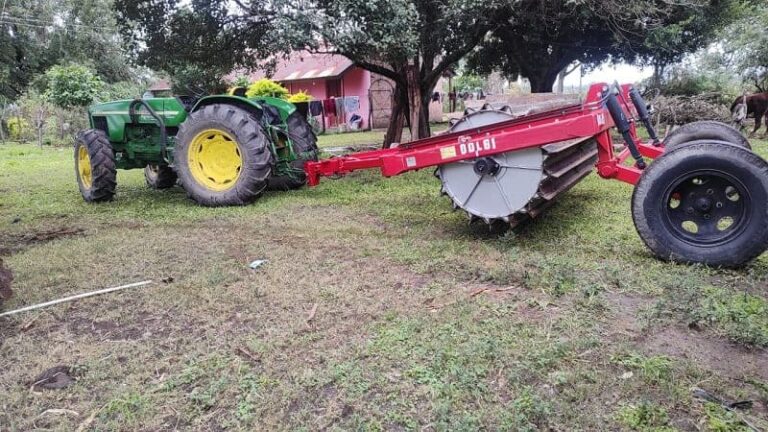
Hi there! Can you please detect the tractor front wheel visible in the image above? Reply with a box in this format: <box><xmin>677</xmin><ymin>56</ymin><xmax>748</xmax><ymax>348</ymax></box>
<box><xmin>632</xmin><ymin>141</ymin><xmax>768</xmax><ymax>267</ymax></box>
<box><xmin>174</xmin><ymin>104</ymin><xmax>272</xmax><ymax>206</ymax></box>
<box><xmin>144</xmin><ymin>164</ymin><xmax>177</xmax><ymax>189</ymax></box>
<box><xmin>74</xmin><ymin>129</ymin><xmax>116</xmax><ymax>202</ymax></box>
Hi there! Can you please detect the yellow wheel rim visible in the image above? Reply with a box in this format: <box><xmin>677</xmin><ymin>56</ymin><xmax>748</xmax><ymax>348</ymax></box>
<box><xmin>188</xmin><ymin>129</ymin><xmax>243</xmax><ymax>191</ymax></box>
<box><xmin>77</xmin><ymin>145</ymin><xmax>93</xmax><ymax>189</ymax></box>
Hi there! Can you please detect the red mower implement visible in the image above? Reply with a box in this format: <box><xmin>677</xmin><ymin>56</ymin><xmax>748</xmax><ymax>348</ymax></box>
<box><xmin>305</xmin><ymin>82</ymin><xmax>768</xmax><ymax>267</ymax></box>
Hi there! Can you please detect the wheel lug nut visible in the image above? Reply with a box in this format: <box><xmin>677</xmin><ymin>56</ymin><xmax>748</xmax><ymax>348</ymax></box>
<box><xmin>716</xmin><ymin>202</ymin><xmax>723</xmax><ymax>209</ymax></box>
<box><xmin>686</xmin><ymin>207</ymin><xmax>694</xmax><ymax>215</ymax></box>
<box><xmin>707</xmin><ymin>189</ymin><xmax>714</xmax><ymax>195</ymax></box>
<box><xmin>704</xmin><ymin>214</ymin><xmax>711</xmax><ymax>220</ymax></box>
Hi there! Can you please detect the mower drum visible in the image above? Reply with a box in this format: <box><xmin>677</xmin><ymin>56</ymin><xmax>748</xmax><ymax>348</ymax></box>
<box><xmin>438</xmin><ymin>106</ymin><xmax>597</xmax><ymax>227</ymax></box>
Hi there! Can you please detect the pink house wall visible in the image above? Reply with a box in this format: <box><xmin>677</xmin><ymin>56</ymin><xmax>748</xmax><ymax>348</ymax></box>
<box><xmin>282</xmin><ymin>66</ymin><xmax>372</xmax><ymax>129</ymax></box>
<box><xmin>340</xmin><ymin>67</ymin><xmax>371</xmax><ymax>129</ymax></box>
<box><xmin>284</xmin><ymin>80</ymin><xmax>327</xmax><ymax>101</ymax></box>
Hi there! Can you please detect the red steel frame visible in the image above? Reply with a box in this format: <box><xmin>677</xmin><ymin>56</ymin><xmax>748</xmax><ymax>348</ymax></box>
<box><xmin>304</xmin><ymin>82</ymin><xmax>664</xmax><ymax>187</ymax></box>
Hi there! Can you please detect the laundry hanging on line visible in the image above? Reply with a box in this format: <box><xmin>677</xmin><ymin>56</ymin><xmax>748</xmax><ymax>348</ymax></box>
<box><xmin>343</xmin><ymin>96</ymin><xmax>360</xmax><ymax>113</ymax></box>
<box><xmin>309</xmin><ymin>101</ymin><xmax>323</xmax><ymax>117</ymax></box>
<box><xmin>322</xmin><ymin>99</ymin><xmax>336</xmax><ymax>116</ymax></box>
<box><xmin>334</xmin><ymin>97</ymin><xmax>345</xmax><ymax>118</ymax></box>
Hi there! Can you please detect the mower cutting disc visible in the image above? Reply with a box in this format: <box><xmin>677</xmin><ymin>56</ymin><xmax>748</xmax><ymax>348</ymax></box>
<box><xmin>439</xmin><ymin>149</ymin><xmax>543</xmax><ymax>221</ymax></box>
<box><xmin>438</xmin><ymin>105</ymin><xmax>598</xmax><ymax>226</ymax></box>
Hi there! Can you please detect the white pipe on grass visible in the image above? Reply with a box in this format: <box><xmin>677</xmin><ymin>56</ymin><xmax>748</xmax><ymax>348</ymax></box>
<box><xmin>0</xmin><ymin>280</ymin><xmax>154</xmax><ymax>318</ymax></box>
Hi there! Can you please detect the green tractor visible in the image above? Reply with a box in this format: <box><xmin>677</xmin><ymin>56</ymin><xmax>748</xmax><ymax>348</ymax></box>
<box><xmin>74</xmin><ymin>92</ymin><xmax>318</xmax><ymax>205</ymax></box>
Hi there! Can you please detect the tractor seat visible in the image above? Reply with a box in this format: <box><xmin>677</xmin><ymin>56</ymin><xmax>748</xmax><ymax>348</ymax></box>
<box><xmin>176</xmin><ymin>95</ymin><xmax>198</xmax><ymax>113</ymax></box>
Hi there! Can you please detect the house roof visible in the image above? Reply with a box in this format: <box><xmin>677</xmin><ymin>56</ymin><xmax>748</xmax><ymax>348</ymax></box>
<box><xmin>148</xmin><ymin>79</ymin><xmax>172</xmax><ymax>91</ymax></box>
<box><xmin>247</xmin><ymin>52</ymin><xmax>355</xmax><ymax>82</ymax></box>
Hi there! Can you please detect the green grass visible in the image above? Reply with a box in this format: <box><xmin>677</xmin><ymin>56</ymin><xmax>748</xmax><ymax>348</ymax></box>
<box><xmin>0</xmin><ymin>135</ymin><xmax>767</xmax><ymax>431</ymax></box>
<box><xmin>316</xmin><ymin>124</ymin><xmax>449</xmax><ymax>148</ymax></box>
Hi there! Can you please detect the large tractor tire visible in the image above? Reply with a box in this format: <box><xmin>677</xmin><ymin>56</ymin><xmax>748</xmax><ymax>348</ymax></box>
<box><xmin>632</xmin><ymin>140</ymin><xmax>768</xmax><ymax>267</ymax></box>
<box><xmin>174</xmin><ymin>104</ymin><xmax>272</xmax><ymax>206</ymax></box>
<box><xmin>74</xmin><ymin>129</ymin><xmax>117</xmax><ymax>202</ymax></box>
<box><xmin>268</xmin><ymin>111</ymin><xmax>319</xmax><ymax>191</ymax></box>
<box><xmin>664</xmin><ymin>121</ymin><xmax>750</xmax><ymax>150</ymax></box>
<box><xmin>144</xmin><ymin>164</ymin><xmax>177</xmax><ymax>189</ymax></box>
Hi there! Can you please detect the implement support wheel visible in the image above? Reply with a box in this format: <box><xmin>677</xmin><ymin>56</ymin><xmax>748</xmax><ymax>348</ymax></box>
<box><xmin>664</xmin><ymin>120</ymin><xmax>750</xmax><ymax>150</ymax></box>
<box><xmin>632</xmin><ymin>140</ymin><xmax>768</xmax><ymax>267</ymax></box>
<box><xmin>74</xmin><ymin>129</ymin><xmax>116</xmax><ymax>202</ymax></box>
<box><xmin>174</xmin><ymin>104</ymin><xmax>272</xmax><ymax>206</ymax></box>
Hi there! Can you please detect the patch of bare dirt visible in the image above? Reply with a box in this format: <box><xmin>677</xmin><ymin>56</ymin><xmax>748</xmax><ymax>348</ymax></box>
<box><xmin>605</xmin><ymin>291</ymin><xmax>768</xmax><ymax>382</ymax></box>
<box><xmin>604</xmin><ymin>291</ymin><xmax>655</xmax><ymax>337</ymax></box>
<box><xmin>0</xmin><ymin>258</ymin><xmax>12</xmax><ymax>305</ymax></box>
<box><xmin>66</xmin><ymin>311</ymin><xmax>174</xmax><ymax>341</ymax></box>
<box><xmin>641</xmin><ymin>326</ymin><xmax>768</xmax><ymax>381</ymax></box>
<box><xmin>0</xmin><ymin>227</ymin><xmax>85</xmax><ymax>256</ymax></box>
<box><xmin>29</xmin><ymin>365</ymin><xmax>75</xmax><ymax>390</ymax></box>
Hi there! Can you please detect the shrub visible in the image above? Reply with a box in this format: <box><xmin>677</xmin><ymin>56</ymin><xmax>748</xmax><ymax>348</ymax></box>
<box><xmin>45</xmin><ymin>64</ymin><xmax>104</xmax><ymax>108</ymax></box>
<box><xmin>245</xmin><ymin>79</ymin><xmax>289</xmax><ymax>99</ymax></box>
<box><xmin>287</xmin><ymin>90</ymin><xmax>313</xmax><ymax>103</ymax></box>
<box><xmin>7</xmin><ymin>117</ymin><xmax>28</xmax><ymax>141</ymax></box>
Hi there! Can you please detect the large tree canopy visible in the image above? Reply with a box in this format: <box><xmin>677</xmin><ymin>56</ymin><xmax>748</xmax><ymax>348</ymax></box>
<box><xmin>717</xmin><ymin>3</ymin><xmax>768</xmax><ymax>92</ymax></box>
<box><xmin>292</xmin><ymin>0</ymin><xmax>503</xmax><ymax>143</ymax></box>
<box><xmin>115</xmin><ymin>0</ymin><xmax>285</xmax><ymax>94</ymax></box>
<box><xmin>116</xmin><ymin>0</ymin><xmax>502</xmax><ymax>143</ymax></box>
<box><xmin>0</xmin><ymin>0</ymin><xmax>129</xmax><ymax>100</ymax></box>
<box><xmin>467</xmin><ymin>0</ymin><xmax>743</xmax><ymax>93</ymax></box>
<box><xmin>112</xmin><ymin>0</ymin><xmax>749</xmax><ymax>144</ymax></box>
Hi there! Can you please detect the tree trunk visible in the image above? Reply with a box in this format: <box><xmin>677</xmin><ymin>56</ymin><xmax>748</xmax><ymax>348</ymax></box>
<box><xmin>0</xmin><ymin>107</ymin><xmax>6</xmax><ymax>143</ymax></box>
<box><xmin>36</xmin><ymin>108</ymin><xmax>45</xmax><ymax>148</ymax></box>
<box><xmin>652</xmin><ymin>62</ymin><xmax>664</xmax><ymax>88</ymax></box>
<box><xmin>384</xmin><ymin>84</ymin><xmax>407</xmax><ymax>148</ymax></box>
<box><xmin>556</xmin><ymin>69</ymin><xmax>566</xmax><ymax>94</ymax></box>
<box><xmin>528</xmin><ymin>72</ymin><xmax>559</xmax><ymax>94</ymax></box>
<box><xmin>418</xmin><ymin>94</ymin><xmax>431</xmax><ymax>139</ymax></box>
<box><xmin>406</xmin><ymin>64</ymin><xmax>425</xmax><ymax>141</ymax></box>
<box><xmin>384</xmin><ymin>100</ymin><xmax>405</xmax><ymax>148</ymax></box>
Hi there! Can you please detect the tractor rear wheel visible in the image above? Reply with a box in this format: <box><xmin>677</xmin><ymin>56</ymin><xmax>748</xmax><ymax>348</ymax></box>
<box><xmin>174</xmin><ymin>104</ymin><xmax>272</xmax><ymax>206</ymax></box>
<box><xmin>144</xmin><ymin>164</ymin><xmax>177</xmax><ymax>189</ymax></box>
<box><xmin>74</xmin><ymin>129</ymin><xmax>116</xmax><ymax>202</ymax></box>
<box><xmin>664</xmin><ymin>120</ymin><xmax>750</xmax><ymax>150</ymax></box>
<box><xmin>632</xmin><ymin>141</ymin><xmax>768</xmax><ymax>267</ymax></box>
<box><xmin>268</xmin><ymin>111</ymin><xmax>319</xmax><ymax>191</ymax></box>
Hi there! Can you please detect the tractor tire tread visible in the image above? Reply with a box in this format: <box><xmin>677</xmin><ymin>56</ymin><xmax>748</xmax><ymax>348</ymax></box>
<box><xmin>174</xmin><ymin>104</ymin><xmax>271</xmax><ymax>206</ymax></box>
<box><xmin>75</xmin><ymin>129</ymin><xmax>116</xmax><ymax>202</ymax></box>
<box><xmin>268</xmin><ymin>111</ymin><xmax>319</xmax><ymax>191</ymax></box>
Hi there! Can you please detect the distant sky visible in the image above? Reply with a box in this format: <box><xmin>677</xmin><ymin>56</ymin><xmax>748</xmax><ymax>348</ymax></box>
<box><xmin>563</xmin><ymin>63</ymin><xmax>653</xmax><ymax>88</ymax></box>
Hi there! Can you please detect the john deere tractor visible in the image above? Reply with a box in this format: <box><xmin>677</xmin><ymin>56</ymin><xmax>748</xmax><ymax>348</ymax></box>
<box><xmin>74</xmin><ymin>92</ymin><xmax>318</xmax><ymax>206</ymax></box>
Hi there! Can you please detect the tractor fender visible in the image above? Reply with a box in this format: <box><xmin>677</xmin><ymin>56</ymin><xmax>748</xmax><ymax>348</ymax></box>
<box><xmin>191</xmin><ymin>95</ymin><xmax>296</xmax><ymax>123</ymax></box>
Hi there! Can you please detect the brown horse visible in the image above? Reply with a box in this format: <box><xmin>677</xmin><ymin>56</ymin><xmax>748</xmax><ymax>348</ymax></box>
<box><xmin>731</xmin><ymin>92</ymin><xmax>768</xmax><ymax>137</ymax></box>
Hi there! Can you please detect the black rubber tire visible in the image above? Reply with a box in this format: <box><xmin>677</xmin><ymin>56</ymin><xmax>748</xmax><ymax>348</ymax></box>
<box><xmin>632</xmin><ymin>141</ymin><xmax>768</xmax><ymax>267</ymax></box>
<box><xmin>664</xmin><ymin>121</ymin><xmax>750</xmax><ymax>150</ymax></box>
<box><xmin>268</xmin><ymin>111</ymin><xmax>319</xmax><ymax>191</ymax></box>
<box><xmin>74</xmin><ymin>129</ymin><xmax>116</xmax><ymax>202</ymax></box>
<box><xmin>144</xmin><ymin>164</ymin><xmax>177</xmax><ymax>189</ymax></box>
<box><xmin>175</xmin><ymin>104</ymin><xmax>272</xmax><ymax>206</ymax></box>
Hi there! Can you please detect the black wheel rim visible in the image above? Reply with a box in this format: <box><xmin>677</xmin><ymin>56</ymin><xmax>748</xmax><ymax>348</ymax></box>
<box><xmin>661</xmin><ymin>170</ymin><xmax>751</xmax><ymax>246</ymax></box>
